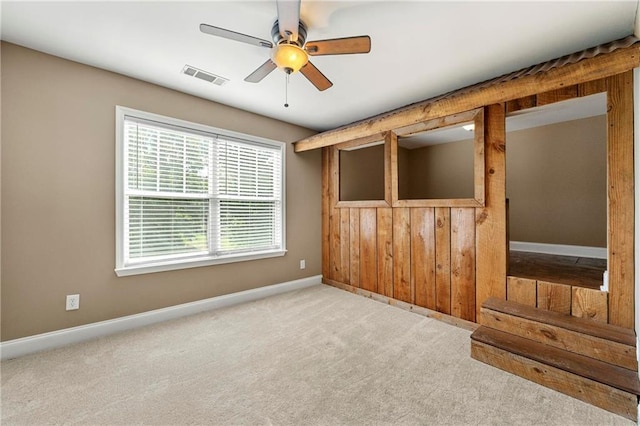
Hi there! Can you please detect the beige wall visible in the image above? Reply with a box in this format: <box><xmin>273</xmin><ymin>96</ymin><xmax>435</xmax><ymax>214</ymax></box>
<box><xmin>401</xmin><ymin>139</ymin><xmax>474</xmax><ymax>199</ymax></box>
<box><xmin>339</xmin><ymin>144</ymin><xmax>385</xmax><ymax>201</ymax></box>
<box><xmin>1</xmin><ymin>43</ymin><xmax>321</xmax><ymax>341</ymax></box>
<box><xmin>507</xmin><ymin>115</ymin><xmax>607</xmax><ymax>247</ymax></box>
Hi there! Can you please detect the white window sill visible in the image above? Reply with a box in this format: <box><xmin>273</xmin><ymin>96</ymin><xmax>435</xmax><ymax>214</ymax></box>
<box><xmin>115</xmin><ymin>250</ymin><xmax>287</xmax><ymax>277</ymax></box>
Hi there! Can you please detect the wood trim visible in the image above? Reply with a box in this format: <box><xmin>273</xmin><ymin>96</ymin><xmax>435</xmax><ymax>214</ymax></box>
<box><xmin>336</xmin><ymin>200</ymin><xmax>390</xmax><ymax>208</ymax></box>
<box><xmin>606</xmin><ymin>71</ymin><xmax>635</xmax><ymax>329</ymax></box>
<box><xmin>391</xmin><ymin>108</ymin><xmax>485</xmax><ymax>208</ymax></box>
<box><xmin>384</xmin><ymin>132</ymin><xmax>393</xmax><ymax>206</ymax></box>
<box><xmin>335</xmin><ymin>132</ymin><xmax>386</xmax><ymax>151</ymax></box>
<box><xmin>294</xmin><ymin>44</ymin><xmax>640</xmax><ymax>152</ymax></box>
<box><xmin>321</xmin><ymin>148</ymin><xmax>330</xmax><ymax>279</ymax></box>
<box><xmin>322</xmin><ymin>278</ymin><xmax>479</xmax><ymax>332</ymax></box>
<box><xmin>394</xmin><ymin>108</ymin><xmax>479</xmax><ymax>137</ymax></box>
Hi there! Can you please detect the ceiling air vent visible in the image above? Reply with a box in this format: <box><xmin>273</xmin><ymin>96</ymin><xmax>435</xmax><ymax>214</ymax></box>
<box><xmin>182</xmin><ymin>65</ymin><xmax>228</xmax><ymax>86</ymax></box>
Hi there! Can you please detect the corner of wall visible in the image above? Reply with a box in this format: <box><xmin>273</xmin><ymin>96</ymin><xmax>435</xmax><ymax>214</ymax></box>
<box><xmin>635</xmin><ymin>0</ymin><xmax>640</xmax><ymax>38</ymax></box>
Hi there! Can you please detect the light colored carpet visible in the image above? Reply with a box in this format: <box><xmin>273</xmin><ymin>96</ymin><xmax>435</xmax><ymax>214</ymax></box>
<box><xmin>1</xmin><ymin>284</ymin><xmax>633</xmax><ymax>425</ymax></box>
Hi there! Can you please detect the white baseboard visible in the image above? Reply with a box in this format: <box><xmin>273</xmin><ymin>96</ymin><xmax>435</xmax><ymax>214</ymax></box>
<box><xmin>510</xmin><ymin>241</ymin><xmax>606</xmax><ymax>259</ymax></box>
<box><xmin>0</xmin><ymin>275</ymin><xmax>322</xmax><ymax>361</ymax></box>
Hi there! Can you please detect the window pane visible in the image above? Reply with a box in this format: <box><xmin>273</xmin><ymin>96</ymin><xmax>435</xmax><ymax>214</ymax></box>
<box><xmin>217</xmin><ymin>200</ymin><xmax>279</xmax><ymax>252</ymax></box>
<box><xmin>128</xmin><ymin>197</ymin><xmax>208</xmax><ymax>259</ymax></box>
<box><xmin>216</xmin><ymin>140</ymin><xmax>279</xmax><ymax>198</ymax></box>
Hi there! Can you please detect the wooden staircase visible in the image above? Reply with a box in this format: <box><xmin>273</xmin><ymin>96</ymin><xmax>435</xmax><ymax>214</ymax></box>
<box><xmin>471</xmin><ymin>297</ymin><xmax>640</xmax><ymax>421</ymax></box>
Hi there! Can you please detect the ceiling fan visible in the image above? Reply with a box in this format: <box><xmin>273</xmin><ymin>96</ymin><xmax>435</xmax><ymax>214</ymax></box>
<box><xmin>200</xmin><ymin>0</ymin><xmax>371</xmax><ymax>92</ymax></box>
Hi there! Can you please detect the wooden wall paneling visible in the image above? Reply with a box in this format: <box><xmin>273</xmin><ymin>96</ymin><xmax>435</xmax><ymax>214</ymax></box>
<box><xmin>359</xmin><ymin>208</ymin><xmax>377</xmax><ymax>292</ymax></box>
<box><xmin>329</xmin><ymin>147</ymin><xmax>342</xmax><ymax>281</ymax></box>
<box><xmin>435</xmin><ymin>207</ymin><xmax>452</xmax><ymax>314</ymax></box>
<box><xmin>393</xmin><ymin>207</ymin><xmax>412</xmax><ymax>303</ymax></box>
<box><xmin>536</xmin><ymin>85</ymin><xmax>578</xmax><ymax>106</ymax></box>
<box><xmin>377</xmin><ymin>208</ymin><xmax>394</xmax><ymax>297</ymax></box>
<box><xmin>321</xmin><ymin>147</ymin><xmax>330</xmax><ymax>279</ymax></box>
<box><xmin>506</xmin><ymin>276</ymin><xmax>537</xmax><ymax>307</ymax></box>
<box><xmin>578</xmin><ymin>79</ymin><xmax>606</xmax><ymax>97</ymax></box>
<box><xmin>340</xmin><ymin>208</ymin><xmax>351</xmax><ymax>285</ymax></box>
<box><xmin>450</xmin><ymin>208</ymin><xmax>477</xmax><ymax>321</ymax></box>
<box><xmin>411</xmin><ymin>208</ymin><xmax>437</xmax><ymax>310</ymax></box>
<box><xmin>349</xmin><ymin>208</ymin><xmax>360</xmax><ymax>288</ymax></box>
<box><xmin>572</xmin><ymin>287</ymin><xmax>609</xmax><ymax>323</ymax></box>
<box><xmin>475</xmin><ymin>104</ymin><xmax>507</xmax><ymax>318</ymax></box>
<box><xmin>294</xmin><ymin>45</ymin><xmax>640</xmax><ymax>152</ymax></box>
<box><xmin>606</xmin><ymin>71</ymin><xmax>634</xmax><ymax>329</ymax></box>
<box><xmin>536</xmin><ymin>281</ymin><xmax>572</xmax><ymax>315</ymax></box>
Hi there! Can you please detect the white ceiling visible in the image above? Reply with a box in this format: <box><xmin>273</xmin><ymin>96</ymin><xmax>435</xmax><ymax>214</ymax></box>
<box><xmin>1</xmin><ymin>1</ymin><xmax>637</xmax><ymax>132</ymax></box>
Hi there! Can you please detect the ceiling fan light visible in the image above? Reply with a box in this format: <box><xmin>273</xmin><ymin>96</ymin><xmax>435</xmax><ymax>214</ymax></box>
<box><xmin>271</xmin><ymin>43</ymin><xmax>309</xmax><ymax>73</ymax></box>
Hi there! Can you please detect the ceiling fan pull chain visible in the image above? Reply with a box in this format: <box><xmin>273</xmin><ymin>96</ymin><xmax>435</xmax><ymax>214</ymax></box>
<box><xmin>284</xmin><ymin>73</ymin><xmax>290</xmax><ymax>108</ymax></box>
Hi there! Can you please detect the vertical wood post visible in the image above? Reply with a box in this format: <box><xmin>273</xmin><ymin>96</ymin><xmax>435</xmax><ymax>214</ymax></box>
<box><xmin>607</xmin><ymin>71</ymin><xmax>634</xmax><ymax>329</ymax></box>
<box><xmin>475</xmin><ymin>104</ymin><xmax>507</xmax><ymax>319</ymax></box>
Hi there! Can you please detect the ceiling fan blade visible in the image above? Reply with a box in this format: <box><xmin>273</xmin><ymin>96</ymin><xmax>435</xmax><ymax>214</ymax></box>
<box><xmin>276</xmin><ymin>0</ymin><xmax>301</xmax><ymax>42</ymax></box>
<box><xmin>244</xmin><ymin>60</ymin><xmax>278</xmax><ymax>83</ymax></box>
<box><xmin>300</xmin><ymin>61</ymin><xmax>333</xmax><ymax>91</ymax></box>
<box><xmin>305</xmin><ymin>36</ymin><xmax>371</xmax><ymax>56</ymax></box>
<box><xmin>200</xmin><ymin>23</ymin><xmax>273</xmax><ymax>48</ymax></box>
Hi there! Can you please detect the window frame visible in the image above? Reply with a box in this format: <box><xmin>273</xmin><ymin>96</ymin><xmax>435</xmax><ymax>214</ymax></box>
<box><xmin>115</xmin><ymin>106</ymin><xmax>286</xmax><ymax>277</ymax></box>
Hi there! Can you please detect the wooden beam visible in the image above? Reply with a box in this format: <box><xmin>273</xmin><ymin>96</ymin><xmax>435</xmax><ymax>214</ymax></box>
<box><xmin>294</xmin><ymin>44</ymin><xmax>639</xmax><ymax>152</ymax></box>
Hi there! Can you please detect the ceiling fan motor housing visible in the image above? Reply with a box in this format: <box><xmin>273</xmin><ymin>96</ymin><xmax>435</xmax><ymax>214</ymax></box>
<box><xmin>271</xmin><ymin>20</ymin><xmax>308</xmax><ymax>46</ymax></box>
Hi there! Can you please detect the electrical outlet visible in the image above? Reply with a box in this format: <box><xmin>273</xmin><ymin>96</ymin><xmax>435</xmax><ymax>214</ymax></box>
<box><xmin>299</xmin><ymin>259</ymin><xmax>306</xmax><ymax>270</ymax></box>
<box><xmin>66</xmin><ymin>294</ymin><xmax>80</xmax><ymax>311</ymax></box>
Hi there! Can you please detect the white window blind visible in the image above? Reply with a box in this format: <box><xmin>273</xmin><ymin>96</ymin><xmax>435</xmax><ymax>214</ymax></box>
<box><xmin>116</xmin><ymin>107</ymin><xmax>285</xmax><ymax>276</ymax></box>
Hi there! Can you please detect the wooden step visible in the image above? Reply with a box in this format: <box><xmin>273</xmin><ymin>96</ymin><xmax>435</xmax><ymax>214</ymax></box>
<box><xmin>480</xmin><ymin>297</ymin><xmax>637</xmax><ymax>370</ymax></box>
<box><xmin>471</xmin><ymin>326</ymin><xmax>640</xmax><ymax>421</ymax></box>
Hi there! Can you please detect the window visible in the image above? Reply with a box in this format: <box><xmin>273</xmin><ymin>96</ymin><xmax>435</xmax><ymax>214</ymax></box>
<box><xmin>115</xmin><ymin>107</ymin><xmax>285</xmax><ymax>276</ymax></box>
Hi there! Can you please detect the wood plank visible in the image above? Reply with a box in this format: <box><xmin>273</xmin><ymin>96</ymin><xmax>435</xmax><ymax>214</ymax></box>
<box><xmin>359</xmin><ymin>208</ymin><xmax>377</xmax><ymax>292</ymax></box>
<box><xmin>411</xmin><ymin>208</ymin><xmax>437</xmax><ymax>310</ymax></box>
<box><xmin>470</xmin><ymin>339</ymin><xmax>638</xmax><ymax>421</ymax></box>
<box><xmin>473</xmin><ymin>109</ymin><xmax>485</xmax><ymax>205</ymax></box>
<box><xmin>450</xmin><ymin>208</ymin><xmax>476</xmax><ymax>321</ymax></box>
<box><xmin>506</xmin><ymin>276</ymin><xmax>537</xmax><ymax>307</ymax></box>
<box><xmin>480</xmin><ymin>306</ymin><xmax>637</xmax><ymax>371</ymax></box>
<box><xmin>482</xmin><ymin>297</ymin><xmax>636</xmax><ymax>346</ymax></box>
<box><xmin>340</xmin><ymin>208</ymin><xmax>350</xmax><ymax>285</ymax></box>
<box><xmin>328</xmin><ymin>147</ymin><xmax>341</xmax><ymax>282</ymax></box>
<box><xmin>321</xmin><ymin>147</ymin><xmax>330</xmax><ymax>279</ymax></box>
<box><xmin>572</xmin><ymin>287</ymin><xmax>608</xmax><ymax>323</ymax></box>
<box><xmin>322</xmin><ymin>278</ymin><xmax>479</xmax><ymax>332</ymax></box>
<box><xmin>336</xmin><ymin>200</ymin><xmax>390</xmax><ymax>208</ymax></box>
<box><xmin>536</xmin><ymin>85</ymin><xmax>578</xmax><ymax>106</ymax></box>
<box><xmin>384</xmin><ymin>133</ymin><xmax>393</xmax><ymax>206</ymax></box>
<box><xmin>435</xmin><ymin>207</ymin><xmax>451</xmax><ymax>314</ymax></box>
<box><xmin>475</xmin><ymin>104</ymin><xmax>507</xmax><ymax>318</ymax></box>
<box><xmin>294</xmin><ymin>45</ymin><xmax>640</xmax><ymax>152</ymax></box>
<box><xmin>377</xmin><ymin>208</ymin><xmax>394</xmax><ymax>297</ymax></box>
<box><xmin>578</xmin><ymin>78</ymin><xmax>606</xmax><ymax>97</ymax></box>
<box><xmin>393</xmin><ymin>198</ymin><xmax>483</xmax><ymax>208</ymax></box>
<box><xmin>349</xmin><ymin>208</ymin><xmax>360</xmax><ymax>288</ymax></box>
<box><xmin>506</xmin><ymin>95</ymin><xmax>536</xmax><ymax>113</ymax></box>
<box><xmin>471</xmin><ymin>326</ymin><xmax>640</xmax><ymax>395</ymax></box>
<box><xmin>393</xmin><ymin>208</ymin><xmax>412</xmax><ymax>303</ymax></box>
<box><xmin>606</xmin><ymin>71</ymin><xmax>635</xmax><ymax>329</ymax></box>
<box><xmin>389</xmin><ymin>131</ymin><xmax>399</xmax><ymax>206</ymax></box>
<box><xmin>536</xmin><ymin>281</ymin><xmax>572</xmax><ymax>314</ymax></box>
<box><xmin>335</xmin><ymin>132</ymin><xmax>386</xmax><ymax>151</ymax></box>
